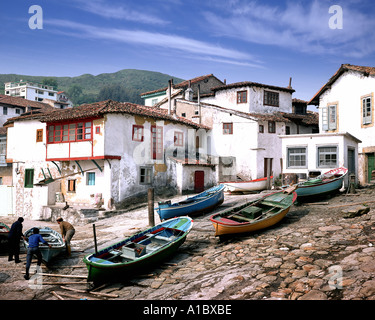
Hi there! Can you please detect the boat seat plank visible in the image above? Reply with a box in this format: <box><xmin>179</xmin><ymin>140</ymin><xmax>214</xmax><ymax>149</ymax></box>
<box><xmin>260</xmin><ymin>201</ymin><xmax>286</xmax><ymax>208</ymax></box>
<box><xmin>231</xmin><ymin>214</ymin><xmax>254</xmax><ymax>222</ymax></box>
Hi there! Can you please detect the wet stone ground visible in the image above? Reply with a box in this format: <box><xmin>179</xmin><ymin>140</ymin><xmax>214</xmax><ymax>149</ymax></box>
<box><xmin>2</xmin><ymin>187</ymin><xmax>375</xmax><ymax>300</ymax></box>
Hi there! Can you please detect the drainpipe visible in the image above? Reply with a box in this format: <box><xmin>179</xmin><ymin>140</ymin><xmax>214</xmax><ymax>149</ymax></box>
<box><xmin>168</xmin><ymin>79</ymin><xmax>172</xmax><ymax>115</ymax></box>
<box><xmin>198</xmin><ymin>84</ymin><xmax>201</xmax><ymax>124</ymax></box>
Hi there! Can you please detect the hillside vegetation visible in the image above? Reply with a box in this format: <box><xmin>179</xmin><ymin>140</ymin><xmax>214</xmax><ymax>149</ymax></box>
<box><xmin>0</xmin><ymin>69</ymin><xmax>184</xmax><ymax>105</ymax></box>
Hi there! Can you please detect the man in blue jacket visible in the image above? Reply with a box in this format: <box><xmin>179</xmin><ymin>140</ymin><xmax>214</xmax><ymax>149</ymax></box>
<box><xmin>24</xmin><ymin>228</ymin><xmax>51</xmax><ymax>280</ymax></box>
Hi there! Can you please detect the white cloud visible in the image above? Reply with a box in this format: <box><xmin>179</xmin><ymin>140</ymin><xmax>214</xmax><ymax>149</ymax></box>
<box><xmin>71</xmin><ymin>0</ymin><xmax>169</xmax><ymax>25</ymax></box>
<box><xmin>45</xmin><ymin>19</ymin><xmax>263</xmax><ymax>67</ymax></box>
<box><xmin>203</xmin><ymin>0</ymin><xmax>375</xmax><ymax>58</ymax></box>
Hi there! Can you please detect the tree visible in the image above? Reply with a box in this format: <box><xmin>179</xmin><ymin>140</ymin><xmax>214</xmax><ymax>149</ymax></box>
<box><xmin>42</xmin><ymin>78</ymin><xmax>58</xmax><ymax>90</ymax></box>
<box><xmin>68</xmin><ymin>85</ymin><xmax>83</xmax><ymax>102</ymax></box>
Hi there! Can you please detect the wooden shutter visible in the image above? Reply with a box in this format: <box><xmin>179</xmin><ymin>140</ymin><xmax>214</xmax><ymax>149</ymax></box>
<box><xmin>328</xmin><ymin>105</ymin><xmax>337</xmax><ymax>130</ymax></box>
<box><xmin>321</xmin><ymin>107</ymin><xmax>328</xmax><ymax>131</ymax></box>
<box><xmin>363</xmin><ymin>97</ymin><xmax>372</xmax><ymax>125</ymax></box>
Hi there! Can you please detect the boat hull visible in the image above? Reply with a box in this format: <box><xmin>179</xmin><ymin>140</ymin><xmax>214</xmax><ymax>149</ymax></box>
<box><xmin>295</xmin><ymin>167</ymin><xmax>348</xmax><ymax>198</ymax></box>
<box><xmin>156</xmin><ymin>185</ymin><xmax>224</xmax><ymax>220</ymax></box>
<box><xmin>24</xmin><ymin>227</ymin><xmax>65</xmax><ymax>263</ymax></box>
<box><xmin>0</xmin><ymin>222</ymin><xmax>10</xmax><ymax>253</ymax></box>
<box><xmin>210</xmin><ymin>191</ymin><xmax>297</xmax><ymax>237</ymax></box>
<box><xmin>83</xmin><ymin>217</ymin><xmax>193</xmax><ymax>284</ymax></box>
<box><xmin>223</xmin><ymin>176</ymin><xmax>273</xmax><ymax>193</ymax></box>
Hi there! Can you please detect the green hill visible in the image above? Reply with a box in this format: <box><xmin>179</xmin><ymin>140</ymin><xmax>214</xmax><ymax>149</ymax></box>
<box><xmin>0</xmin><ymin>69</ymin><xmax>185</xmax><ymax>105</ymax></box>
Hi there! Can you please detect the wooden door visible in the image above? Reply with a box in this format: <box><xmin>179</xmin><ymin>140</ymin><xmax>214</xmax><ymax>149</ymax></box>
<box><xmin>194</xmin><ymin>171</ymin><xmax>204</xmax><ymax>193</ymax></box>
<box><xmin>368</xmin><ymin>153</ymin><xmax>375</xmax><ymax>182</ymax></box>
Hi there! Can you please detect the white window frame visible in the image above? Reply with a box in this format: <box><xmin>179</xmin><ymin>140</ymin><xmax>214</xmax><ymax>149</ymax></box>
<box><xmin>287</xmin><ymin>146</ymin><xmax>307</xmax><ymax>168</ymax></box>
<box><xmin>317</xmin><ymin>146</ymin><xmax>338</xmax><ymax>168</ymax></box>
<box><xmin>322</xmin><ymin>105</ymin><xmax>337</xmax><ymax>131</ymax></box>
<box><xmin>362</xmin><ymin>95</ymin><xmax>372</xmax><ymax>125</ymax></box>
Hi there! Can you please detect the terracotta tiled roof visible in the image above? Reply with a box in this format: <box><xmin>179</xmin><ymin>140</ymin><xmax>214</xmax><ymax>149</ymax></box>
<box><xmin>5</xmin><ymin>100</ymin><xmax>210</xmax><ymax>130</ymax></box>
<box><xmin>141</xmin><ymin>74</ymin><xmax>221</xmax><ymax>96</ymax></box>
<box><xmin>309</xmin><ymin>64</ymin><xmax>375</xmax><ymax>105</ymax></box>
<box><xmin>280</xmin><ymin>111</ymin><xmax>319</xmax><ymax>126</ymax></box>
<box><xmin>211</xmin><ymin>81</ymin><xmax>295</xmax><ymax>93</ymax></box>
<box><xmin>0</xmin><ymin>94</ymin><xmax>54</xmax><ymax>112</ymax></box>
<box><xmin>0</xmin><ymin>127</ymin><xmax>7</xmax><ymax>135</ymax></box>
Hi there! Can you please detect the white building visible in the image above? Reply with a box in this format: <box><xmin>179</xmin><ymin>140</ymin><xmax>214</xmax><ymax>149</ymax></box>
<box><xmin>141</xmin><ymin>74</ymin><xmax>224</xmax><ymax>107</ymax></box>
<box><xmin>4</xmin><ymin>100</ymin><xmax>215</xmax><ymax>221</ymax></box>
<box><xmin>309</xmin><ymin>64</ymin><xmax>375</xmax><ymax>185</ymax></box>
<box><xmin>280</xmin><ymin>132</ymin><xmax>361</xmax><ymax>187</ymax></box>
<box><xmin>5</xmin><ymin>81</ymin><xmax>58</xmax><ymax>102</ymax></box>
<box><xmin>153</xmin><ymin>80</ymin><xmax>318</xmax><ymax>183</ymax></box>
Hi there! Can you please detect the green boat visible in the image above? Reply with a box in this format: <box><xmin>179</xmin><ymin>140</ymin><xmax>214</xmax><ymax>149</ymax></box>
<box><xmin>83</xmin><ymin>216</ymin><xmax>193</xmax><ymax>284</ymax></box>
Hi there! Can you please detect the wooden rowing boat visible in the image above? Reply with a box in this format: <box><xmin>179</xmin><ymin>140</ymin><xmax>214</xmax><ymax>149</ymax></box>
<box><xmin>222</xmin><ymin>176</ymin><xmax>273</xmax><ymax>193</ymax></box>
<box><xmin>210</xmin><ymin>186</ymin><xmax>297</xmax><ymax>237</ymax></box>
<box><xmin>290</xmin><ymin>167</ymin><xmax>348</xmax><ymax>198</ymax></box>
<box><xmin>24</xmin><ymin>227</ymin><xmax>65</xmax><ymax>262</ymax></box>
<box><xmin>83</xmin><ymin>216</ymin><xmax>193</xmax><ymax>284</ymax></box>
<box><xmin>0</xmin><ymin>222</ymin><xmax>10</xmax><ymax>253</ymax></box>
<box><xmin>156</xmin><ymin>184</ymin><xmax>224</xmax><ymax>221</ymax></box>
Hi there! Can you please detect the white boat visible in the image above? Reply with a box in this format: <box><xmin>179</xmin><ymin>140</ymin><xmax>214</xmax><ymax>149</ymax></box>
<box><xmin>24</xmin><ymin>227</ymin><xmax>65</xmax><ymax>263</ymax></box>
<box><xmin>222</xmin><ymin>176</ymin><xmax>273</xmax><ymax>193</ymax></box>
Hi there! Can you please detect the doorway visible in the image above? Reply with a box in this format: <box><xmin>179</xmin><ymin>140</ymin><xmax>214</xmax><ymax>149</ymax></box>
<box><xmin>194</xmin><ymin>171</ymin><xmax>204</xmax><ymax>193</ymax></box>
<box><xmin>368</xmin><ymin>153</ymin><xmax>375</xmax><ymax>183</ymax></box>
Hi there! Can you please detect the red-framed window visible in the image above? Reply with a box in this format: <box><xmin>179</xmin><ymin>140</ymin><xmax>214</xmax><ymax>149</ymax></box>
<box><xmin>132</xmin><ymin>125</ymin><xmax>144</xmax><ymax>142</ymax></box>
<box><xmin>223</xmin><ymin>123</ymin><xmax>233</xmax><ymax>135</ymax></box>
<box><xmin>47</xmin><ymin>120</ymin><xmax>93</xmax><ymax>144</ymax></box>
<box><xmin>151</xmin><ymin>125</ymin><xmax>163</xmax><ymax>160</ymax></box>
<box><xmin>237</xmin><ymin>91</ymin><xmax>247</xmax><ymax>104</ymax></box>
<box><xmin>174</xmin><ymin>131</ymin><xmax>183</xmax><ymax>146</ymax></box>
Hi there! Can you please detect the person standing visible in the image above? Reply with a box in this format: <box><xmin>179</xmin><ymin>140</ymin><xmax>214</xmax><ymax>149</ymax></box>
<box><xmin>56</xmin><ymin>217</ymin><xmax>75</xmax><ymax>256</ymax></box>
<box><xmin>24</xmin><ymin>228</ymin><xmax>51</xmax><ymax>280</ymax></box>
<box><xmin>8</xmin><ymin>217</ymin><xmax>25</xmax><ymax>263</ymax></box>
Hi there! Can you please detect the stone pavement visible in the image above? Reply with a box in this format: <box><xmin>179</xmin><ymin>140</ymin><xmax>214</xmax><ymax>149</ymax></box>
<box><xmin>1</xmin><ymin>188</ymin><xmax>375</xmax><ymax>300</ymax></box>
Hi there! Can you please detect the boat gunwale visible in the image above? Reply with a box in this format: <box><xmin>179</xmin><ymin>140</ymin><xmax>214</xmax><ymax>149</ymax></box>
<box><xmin>221</xmin><ymin>176</ymin><xmax>274</xmax><ymax>184</ymax></box>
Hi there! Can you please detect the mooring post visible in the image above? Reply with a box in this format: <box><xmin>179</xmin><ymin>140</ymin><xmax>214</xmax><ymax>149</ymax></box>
<box><xmin>148</xmin><ymin>188</ymin><xmax>155</xmax><ymax>227</ymax></box>
<box><xmin>93</xmin><ymin>224</ymin><xmax>98</xmax><ymax>255</ymax></box>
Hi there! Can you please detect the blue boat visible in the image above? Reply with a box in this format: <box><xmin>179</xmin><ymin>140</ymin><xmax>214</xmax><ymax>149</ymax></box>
<box><xmin>292</xmin><ymin>167</ymin><xmax>348</xmax><ymax>198</ymax></box>
<box><xmin>156</xmin><ymin>184</ymin><xmax>225</xmax><ymax>220</ymax></box>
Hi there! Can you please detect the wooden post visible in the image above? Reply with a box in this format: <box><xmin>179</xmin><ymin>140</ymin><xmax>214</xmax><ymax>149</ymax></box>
<box><xmin>266</xmin><ymin>158</ymin><xmax>271</xmax><ymax>190</ymax></box>
<box><xmin>93</xmin><ymin>224</ymin><xmax>98</xmax><ymax>255</ymax></box>
<box><xmin>148</xmin><ymin>188</ymin><xmax>155</xmax><ymax>227</ymax></box>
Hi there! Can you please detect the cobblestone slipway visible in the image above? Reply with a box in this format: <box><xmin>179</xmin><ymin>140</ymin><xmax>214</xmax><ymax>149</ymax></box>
<box><xmin>1</xmin><ymin>187</ymin><xmax>375</xmax><ymax>301</ymax></box>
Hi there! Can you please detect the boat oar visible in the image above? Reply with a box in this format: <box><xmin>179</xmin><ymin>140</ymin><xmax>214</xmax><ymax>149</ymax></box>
<box><xmin>93</xmin><ymin>224</ymin><xmax>98</xmax><ymax>255</ymax></box>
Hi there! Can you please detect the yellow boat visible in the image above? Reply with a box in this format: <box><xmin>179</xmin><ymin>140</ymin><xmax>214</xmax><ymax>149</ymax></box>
<box><xmin>210</xmin><ymin>187</ymin><xmax>297</xmax><ymax>237</ymax></box>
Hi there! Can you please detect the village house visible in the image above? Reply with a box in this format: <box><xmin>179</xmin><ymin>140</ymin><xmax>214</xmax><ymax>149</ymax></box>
<box><xmin>308</xmin><ymin>64</ymin><xmax>375</xmax><ymax>186</ymax></box>
<box><xmin>0</xmin><ymin>94</ymin><xmax>55</xmax><ymax>197</ymax></box>
<box><xmin>149</xmin><ymin>78</ymin><xmax>318</xmax><ymax>184</ymax></box>
<box><xmin>4</xmin><ymin>100</ymin><xmax>215</xmax><ymax>221</ymax></box>
<box><xmin>140</xmin><ymin>74</ymin><xmax>224</xmax><ymax>107</ymax></box>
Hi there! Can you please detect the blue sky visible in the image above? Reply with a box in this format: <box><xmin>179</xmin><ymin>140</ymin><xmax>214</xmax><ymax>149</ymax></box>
<box><xmin>2</xmin><ymin>0</ymin><xmax>375</xmax><ymax>103</ymax></box>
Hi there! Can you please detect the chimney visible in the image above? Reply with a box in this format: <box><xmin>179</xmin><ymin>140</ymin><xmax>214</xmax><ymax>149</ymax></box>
<box><xmin>184</xmin><ymin>80</ymin><xmax>193</xmax><ymax>101</ymax></box>
<box><xmin>168</xmin><ymin>79</ymin><xmax>172</xmax><ymax>115</ymax></box>
<box><xmin>224</xmin><ymin>79</ymin><xmax>226</xmax><ymax>85</ymax></box>
<box><xmin>288</xmin><ymin>77</ymin><xmax>292</xmax><ymax>88</ymax></box>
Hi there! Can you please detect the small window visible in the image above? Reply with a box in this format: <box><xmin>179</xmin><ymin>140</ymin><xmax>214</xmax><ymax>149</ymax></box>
<box><xmin>3</xmin><ymin>107</ymin><xmax>7</xmax><ymax>115</ymax></box>
<box><xmin>15</xmin><ymin>109</ymin><xmax>20</xmax><ymax>114</ymax></box>
<box><xmin>86</xmin><ymin>172</ymin><xmax>95</xmax><ymax>186</ymax></box>
<box><xmin>68</xmin><ymin>179</ymin><xmax>76</xmax><ymax>192</ymax></box>
<box><xmin>318</xmin><ymin>146</ymin><xmax>338</xmax><ymax>168</ymax></box>
<box><xmin>362</xmin><ymin>96</ymin><xmax>372</xmax><ymax>125</ymax></box>
<box><xmin>223</xmin><ymin>123</ymin><xmax>233</xmax><ymax>135</ymax></box>
<box><xmin>268</xmin><ymin>121</ymin><xmax>276</xmax><ymax>133</ymax></box>
<box><xmin>287</xmin><ymin>148</ymin><xmax>307</xmax><ymax>168</ymax></box>
<box><xmin>36</xmin><ymin>129</ymin><xmax>43</xmax><ymax>142</ymax></box>
<box><xmin>174</xmin><ymin>131</ymin><xmax>184</xmax><ymax>146</ymax></box>
<box><xmin>237</xmin><ymin>91</ymin><xmax>247</xmax><ymax>104</ymax></box>
<box><xmin>264</xmin><ymin>91</ymin><xmax>279</xmax><ymax>107</ymax></box>
<box><xmin>0</xmin><ymin>177</ymin><xmax>2</xmax><ymax>185</ymax></box>
<box><xmin>285</xmin><ymin>126</ymin><xmax>290</xmax><ymax>135</ymax></box>
<box><xmin>132</xmin><ymin>125</ymin><xmax>144</xmax><ymax>142</ymax></box>
<box><xmin>24</xmin><ymin>169</ymin><xmax>34</xmax><ymax>188</ymax></box>
<box><xmin>140</xmin><ymin>167</ymin><xmax>152</xmax><ymax>184</ymax></box>
<box><xmin>95</xmin><ymin>126</ymin><xmax>100</xmax><ymax>134</ymax></box>
<box><xmin>181</xmin><ymin>113</ymin><xmax>186</xmax><ymax>117</ymax></box>
<box><xmin>151</xmin><ymin>99</ymin><xmax>158</xmax><ymax>106</ymax></box>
